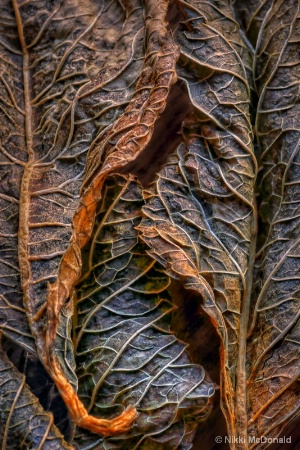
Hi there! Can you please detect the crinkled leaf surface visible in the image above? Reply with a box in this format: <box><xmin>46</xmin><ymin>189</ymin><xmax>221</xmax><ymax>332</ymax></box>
<box><xmin>0</xmin><ymin>0</ymin><xmax>179</xmax><ymax>437</ymax></box>
<box><xmin>73</xmin><ymin>174</ymin><xmax>214</xmax><ymax>449</ymax></box>
<box><xmin>0</xmin><ymin>346</ymin><xmax>73</xmax><ymax>449</ymax></box>
<box><xmin>0</xmin><ymin>0</ymin><xmax>35</xmax><ymax>353</ymax></box>
<box><xmin>138</xmin><ymin>127</ymin><xmax>255</xmax><ymax>447</ymax></box>
<box><xmin>0</xmin><ymin>0</ymin><xmax>146</xmax><ymax>383</ymax></box>
<box><xmin>232</xmin><ymin>0</ymin><xmax>273</xmax><ymax>48</ymax></box>
<box><xmin>246</xmin><ymin>0</ymin><xmax>300</xmax><ymax>446</ymax></box>
<box><xmin>140</xmin><ymin>1</ymin><xmax>300</xmax><ymax>447</ymax></box>
<box><xmin>0</xmin><ymin>0</ymin><xmax>300</xmax><ymax>448</ymax></box>
<box><xmin>138</xmin><ymin>0</ymin><xmax>256</xmax><ymax>444</ymax></box>
<box><xmin>14</xmin><ymin>0</ymin><xmax>146</xmax><ymax>371</ymax></box>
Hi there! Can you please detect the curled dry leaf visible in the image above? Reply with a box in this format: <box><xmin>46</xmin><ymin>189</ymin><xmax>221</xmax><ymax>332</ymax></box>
<box><xmin>0</xmin><ymin>0</ymin><xmax>300</xmax><ymax>448</ymax></box>
<box><xmin>139</xmin><ymin>1</ymin><xmax>300</xmax><ymax>448</ymax></box>
<box><xmin>138</xmin><ymin>0</ymin><xmax>256</xmax><ymax>447</ymax></box>
<box><xmin>0</xmin><ymin>0</ymin><xmax>179</xmax><ymax>437</ymax></box>
<box><xmin>44</xmin><ymin>0</ymin><xmax>179</xmax><ymax>434</ymax></box>
<box><xmin>73</xmin><ymin>174</ymin><xmax>214</xmax><ymax>449</ymax></box>
<box><xmin>232</xmin><ymin>0</ymin><xmax>273</xmax><ymax>48</ymax></box>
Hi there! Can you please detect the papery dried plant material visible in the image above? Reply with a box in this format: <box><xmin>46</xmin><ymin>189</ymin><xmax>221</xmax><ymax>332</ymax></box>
<box><xmin>0</xmin><ymin>0</ymin><xmax>177</xmax><ymax>436</ymax></box>
<box><xmin>0</xmin><ymin>0</ymin><xmax>146</xmax><ymax>358</ymax></box>
<box><xmin>0</xmin><ymin>0</ymin><xmax>35</xmax><ymax>354</ymax></box>
<box><xmin>246</xmin><ymin>0</ymin><xmax>300</xmax><ymax>447</ymax></box>
<box><xmin>43</xmin><ymin>0</ymin><xmax>179</xmax><ymax>435</ymax></box>
<box><xmin>178</xmin><ymin>0</ymin><xmax>255</xmax><ymax>111</ymax></box>
<box><xmin>0</xmin><ymin>0</ymin><xmax>299</xmax><ymax>448</ymax></box>
<box><xmin>138</xmin><ymin>125</ymin><xmax>256</xmax><ymax>449</ymax></box>
<box><xmin>231</xmin><ymin>0</ymin><xmax>273</xmax><ymax>48</ymax></box>
<box><xmin>139</xmin><ymin>1</ymin><xmax>256</xmax><ymax>448</ymax></box>
<box><xmin>73</xmin><ymin>174</ymin><xmax>214</xmax><ymax>450</ymax></box>
<box><xmin>0</xmin><ymin>345</ymin><xmax>73</xmax><ymax>450</ymax></box>
<box><xmin>12</xmin><ymin>0</ymin><xmax>143</xmax><ymax>436</ymax></box>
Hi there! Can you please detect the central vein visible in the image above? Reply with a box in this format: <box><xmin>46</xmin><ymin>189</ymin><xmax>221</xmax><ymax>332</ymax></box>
<box><xmin>13</xmin><ymin>0</ymin><xmax>36</xmax><ymax>336</ymax></box>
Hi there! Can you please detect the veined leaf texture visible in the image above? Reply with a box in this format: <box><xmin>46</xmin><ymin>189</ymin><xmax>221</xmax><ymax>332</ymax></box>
<box><xmin>0</xmin><ymin>0</ymin><xmax>299</xmax><ymax>449</ymax></box>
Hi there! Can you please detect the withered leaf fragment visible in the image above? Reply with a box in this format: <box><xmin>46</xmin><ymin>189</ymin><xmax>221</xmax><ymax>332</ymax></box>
<box><xmin>11</xmin><ymin>0</ymin><xmax>143</xmax><ymax>435</ymax></box>
<box><xmin>73</xmin><ymin>174</ymin><xmax>214</xmax><ymax>449</ymax></box>
<box><xmin>139</xmin><ymin>0</ymin><xmax>257</xmax><ymax>447</ymax></box>
<box><xmin>246</xmin><ymin>0</ymin><xmax>300</xmax><ymax>446</ymax></box>
<box><xmin>232</xmin><ymin>0</ymin><xmax>273</xmax><ymax>48</ymax></box>
<box><xmin>44</xmin><ymin>0</ymin><xmax>178</xmax><ymax>435</ymax></box>
<box><xmin>0</xmin><ymin>0</ymin><xmax>179</xmax><ymax>438</ymax></box>
<box><xmin>0</xmin><ymin>0</ymin><xmax>299</xmax><ymax>448</ymax></box>
<box><xmin>138</xmin><ymin>124</ymin><xmax>256</xmax><ymax>449</ymax></box>
<box><xmin>0</xmin><ymin>345</ymin><xmax>73</xmax><ymax>449</ymax></box>
<box><xmin>0</xmin><ymin>0</ymin><xmax>35</xmax><ymax>354</ymax></box>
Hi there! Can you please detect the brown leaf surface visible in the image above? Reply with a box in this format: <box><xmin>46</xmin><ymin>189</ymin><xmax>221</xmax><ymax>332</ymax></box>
<box><xmin>0</xmin><ymin>0</ymin><xmax>35</xmax><ymax>353</ymax></box>
<box><xmin>72</xmin><ymin>174</ymin><xmax>214</xmax><ymax>449</ymax></box>
<box><xmin>246</xmin><ymin>1</ymin><xmax>300</xmax><ymax>447</ymax></box>
<box><xmin>0</xmin><ymin>0</ymin><xmax>299</xmax><ymax>448</ymax></box>
<box><xmin>232</xmin><ymin>0</ymin><xmax>273</xmax><ymax>48</ymax></box>
<box><xmin>139</xmin><ymin>2</ymin><xmax>257</xmax><ymax>447</ymax></box>
<box><xmin>0</xmin><ymin>0</ymin><xmax>179</xmax><ymax>437</ymax></box>
<box><xmin>43</xmin><ymin>0</ymin><xmax>179</xmax><ymax>435</ymax></box>
<box><xmin>0</xmin><ymin>344</ymin><xmax>73</xmax><ymax>449</ymax></box>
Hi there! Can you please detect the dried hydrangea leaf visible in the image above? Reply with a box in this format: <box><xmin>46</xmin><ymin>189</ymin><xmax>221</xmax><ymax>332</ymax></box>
<box><xmin>140</xmin><ymin>0</ymin><xmax>257</xmax><ymax>445</ymax></box>
<box><xmin>247</xmin><ymin>0</ymin><xmax>300</xmax><ymax>446</ymax></box>
<box><xmin>73</xmin><ymin>174</ymin><xmax>214</xmax><ymax>449</ymax></box>
<box><xmin>0</xmin><ymin>346</ymin><xmax>73</xmax><ymax>450</ymax></box>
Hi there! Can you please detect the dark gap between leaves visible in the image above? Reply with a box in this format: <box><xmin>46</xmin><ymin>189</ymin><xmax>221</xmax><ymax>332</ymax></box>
<box><xmin>120</xmin><ymin>80</ymin><xmax>194</xmax><ymax>186</ymax></box>
<box><xmin>166</xmin><ymin>0</ymin><xmax>183</xmax><ymax>32</ymax></box>
<box><xmin>169</xmin><ymin>280</ymin><xmax>229</xmax><ymax>450</ymax></box>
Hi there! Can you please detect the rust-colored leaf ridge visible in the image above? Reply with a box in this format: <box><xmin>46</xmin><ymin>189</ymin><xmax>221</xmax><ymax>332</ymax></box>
<box><xmin>139</xmin><ymin>0</ymin><xmax>300</xmax><ymax>447</ymax></box>
<box><xmin>43</xmin><ymin>0</ymin><xmax>179</xmax><ymax>435</ymax></box>
<box><xmin>72</xmin><ymin>174</ymin><xmax>214</xmax><ymax>449</ymax></box>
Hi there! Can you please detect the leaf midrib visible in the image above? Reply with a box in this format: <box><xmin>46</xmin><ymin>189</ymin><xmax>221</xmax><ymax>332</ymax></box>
<box><xmin>13</xmin><ymin>0</ymin><xmax>37</xmax><ymax>340</ymax></box>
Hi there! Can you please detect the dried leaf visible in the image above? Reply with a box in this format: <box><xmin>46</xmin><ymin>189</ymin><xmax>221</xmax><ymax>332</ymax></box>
<box><xmin>43</xmin><ymin>0</ymin><xmax>179</xmax><ymax>434</ymax></box>
<box><xmin>139</xmin><ymin>0</ymin><xmax>257</xmax><ymax>445</ymax></box>
<box><xmin>0</xmin><ymin>0</ymin><xmax>178</xmax><ymax>435</ymax></box>
<box><xmin>73</xmin><ymin>174</ymin><xmax>214</xmax><ymax>449</ymax></box>
<box><xmin>246</xmin><ymin>0</ymin><xmax>300</xmax><ymax>446</ymax></box>
<box><xmin>0</xmin><ymin>0</ymin><xmax>145</xmax><ymax>405</ymax></box>
<box><xmin>232</xmin><ymin>0</ymin><xmax>273</xmax><ymax>48</ymax></box>
<box><xmin>0</xmin><ymin>0</ymin><xmax>35</xmax><ymax>353</ymax></box>
<box><xmin>0</xmin><ymin>345</ymin><xmax>73</xmax><ymax>449</ymax></box>
<box><xmin>0</xmin><ymin>0</ymin><xmax>299</xmax><ymax>448</ymax></box>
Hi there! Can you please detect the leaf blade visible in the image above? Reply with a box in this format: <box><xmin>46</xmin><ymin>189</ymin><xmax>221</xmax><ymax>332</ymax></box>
<box><xmin>0</xmin><ymin>346</ymin><xmax>73</xmax><ymax>450</ymax></box>
<box><xmin>73</xmin><ymin>174</ymin><xmax>214</xmax><ymax>450</ymax></box>
<box><xmin>0</xmin><ymin>0</ymin><xmax>35</xmax><ymax>353</ymax></box>
<box><xmin>247</xmin><ymin>1</ymin><xmax>300</xmax><ymax>444</ymax></box>
<box><xmin>140</xmin><ymin>1</ymin><xmax>257</xmax><ymax>445</ymax></box>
